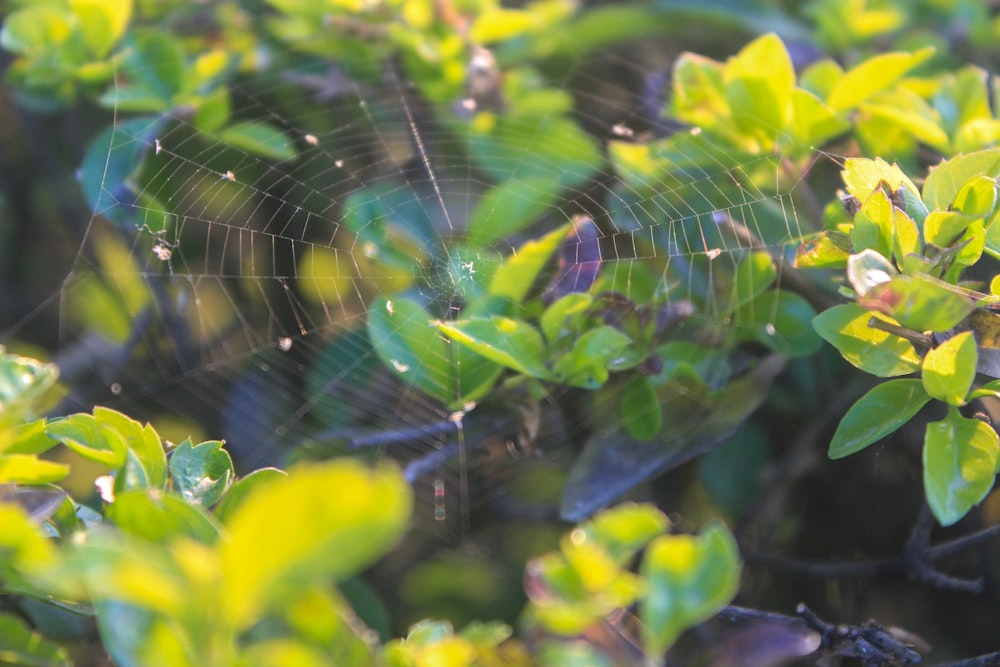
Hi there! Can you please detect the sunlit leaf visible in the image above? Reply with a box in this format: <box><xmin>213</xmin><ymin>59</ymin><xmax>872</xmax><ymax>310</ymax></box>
<box><xmin>923</xmin><ymin>210</ymin><xmax>977</xmax><ymax>248</ymax></box>
<box><xmin>220</xmin><ymin>459</ymin><xmax>411</xmax><ymax>627</ymax></box>
<box><xmin>0</xmin><ymin>6</ymin><xmax>73</xmax><ymax>55</ymax></box>
<box><xmin>577</xmin><ymin>504</ymin><xmax>669</xmax><ymax>564</ymax></box>
<box><xmin>829</xmin><ymin>379</ymin><xmax>930</xmax><ymax>458</ymax></box>
<box><xmin>46</xmin><ymin>413</ymin><xmax>128</xmax><ymax>468</ymax></box>
<box><xmin>952</xmin><ymin>174</ymin><xmax>998</xmax><ymax>218</ymax></box>
<box><xmin>794</xmin><ymin>231</ymin><xmax>851</xmax><ymax>269</ymax></box>
<box><xmin>827</xmin><ymin>47</ymin><xmax>934</xmax><ymax>112</ymax></box>
<box><xmin>489</xmin><ymin>222</ymin><xmax>572</xmax><ymax>303</ymax></box>
<box><xmin>841</xmin><ymin>157</ymin><xmax>925</xmax><ymax>221</ymax></box>
<box><xmin>435</xmin><ymin>316</ymin><xmax>549</xmax><ymax>378</ymax></box>
<box><xmin>723</xmin><ymin>33</ymin><xmax>794</xmax><ymax>147</ymax></box>
<box><xmin>851</xmin><ymin>189</ymin><xmax>894</xmax><ymax>260</ymax></box>
<box><xmin>639</xmin><ymin>523</ymin><xmax>740</xmax><ymax>656</ymax></box>
<box><xmin>214</xmin><ymin>467</ymin><xmax>286</xmax><ymax>524</ymax></box>
<box><xmin>860</xmin><ymin>274</ymin><xmax>975</xmax><ymax>333</ymax></box>
<box><xmin>922</xmin><ymin>148</ymin><xmax>1000</xmax><ymax>212</ymax></box>
<box><xmin>791</xmin><ymin>87</ymin><xmax>851</xmax><ymax>146</ymax></box>
<box><xmin>924</xmin><ymin>409</ymin><xmax>999</xmax><ymax>526</ymax></box>
<box><xmin>70</xmin><ymin>0</ymin><xmax>132</xmax><ymax>58</ymax></box>
<box><xmin>812</xmin><ymin>304</ymin><xmax>922</xmax><ymax>377</ymax></box>
<box><xmin>922</xmin><ymin>331</ymin><xmax>977</xmax><ymax>406</ymax></box>
<box><xmin>0</xmin><ymin>455</ymin><xmax>69</xmax><ymax>484</ymax></box>
<box><xmin>94</xmin><ymin>407</ymin><xmax>167</xmax><ymax>490</ymax></box>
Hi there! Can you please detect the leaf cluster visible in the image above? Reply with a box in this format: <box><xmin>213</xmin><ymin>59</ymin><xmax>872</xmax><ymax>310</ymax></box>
<box><xmin>0</xmin><ymin>347</ymin><xmax>739</xmax><ymax>666</ymax></box>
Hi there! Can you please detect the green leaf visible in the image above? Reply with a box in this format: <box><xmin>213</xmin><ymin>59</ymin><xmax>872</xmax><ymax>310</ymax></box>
<box><xmin>608</xmin><ymin>141</ymin><xmax>667</xmax><ymax>191</ymax></box>
<box><xmin>924</xmin><ymin>409</ymin><xmax>999</xmax><ymax>526</ymax></box>
<box><xmin>448</xmin><ymin>298</ymin><xmax>508</xmax><ymax>405</ymax></box>
<box><xmin>552</xmin><ymin>326</ymin><xmax>632</xmax><ymax>389</ymax></box>
<box><xmin>0</xmin><ymin>7</ymin><xmax>73</xmax><ymax>55</ymax></box>
<box><xmin>923</xmin><ymin>210</ymin><xmax>976</xmax><ymax>248</ymax></box>
<box><xmin>670</xmin><ymin>51</ymin><xmax>728</xmax><ymax>131</ymax></box>
<box><xmin>214</xmin><ymin>467</ymin><xmax>286</xmax><ymax>524</ymax></box>
<box><xmin>105</xmin><ymin>489</ymin><xmax>222</xmax><ymax>544</ymax></box>
<box><xmin>922</xmin><ymin>149</ymin><xmax>1000</xmax><ymax>212</ymax></box>
<box><xmin>94</xmin><ymin>407</ymin><xmax>167</xmax><ymax>490</ymax></box>
<box><xmin>723</xmin><ymin>33</ymin><xmax>794</xmax><ymax>146</ymax></box>
<box><xmin>467</xmin><ymin>177</ymin><xmax>562</xmax><ymax>247</ymax></box>
<box><xmin>540</xmin><ymin>293</ymin><xmax>593</xmax><ymax>343</ymax></box>
<box><xmin>639</xmin><ymin>523</ymin><xmax>740</xmax><ymax>656</ymax></box>
<box><xmin>922</xmin><ymin>331</ymin><xmax>977</xmax><ymax>406</ymax></box>
<box><xmin>621</xmin><ymin>375</ymin><xmax>662</xmax><ymax>441</ymax></box>
<box><xmin>469</xmin><ymin>7</ymin><xmax>536</xmax><ymax>43</ymax></box>
<box><xmin>368</xmin><ymin>297</ymin><xmax>452</xmax><ymax>403</ymax></box>
<box><xmin>0</xmin><ymin>348</ymin><xmax>58</xmax><ymax>433</ymax></box>
<box><xmin>829</xmin><ymin>379</ymin><xmax>931</xmax><ymax>458</ymax></box>
<box><xmin>0</xmin><ymin>504</ymin><xmax>56</xmax><ymax>576</ymax></box>
<box><xmin>219</xmin><ymin>459</ymin><xmax>411</xmax><ymax>627</ymax></box>
<box><xmin>70</xmin><ymin>0</ymin><xmax>132</xmax><ymax>58</ymax></box>
<box><xmin>861</xmin><ymin>90</ymin><xmax>950</xmax><ymax>153</ymax></box>
<box><xmin>168</xmin><ymin>439</ymin><xmax>235</xmax><ymax>507</ymax></box>
<box><xmin>0</xmin><ymin>613</ymin><xmax>70</xmax><ymax>667</ymax></box>
<box><xmin>841</xmin><ymin>157</ymin><xmax>925</xmax><ymax>221</ymax></box>
<box><xmin>794</xmin><ymin>231</ymin><xmax>851</xmax><ymax>269</ymax></box>
<box><xmin>790</xmin><ymin>87</ymin><xmax>851</xmax><ymax>146</ymax></box>
<box><xmin>122</xmin><ymin>29</ymin><xmax>185</xmax><ymax>101</ymax></box>
<box><xmin>193</xmin><ymin>86</ymin><xmax>230</xmax><ymax>134</ymax></box>
<box><xmin>812</xmin><ymin>303</ymin><xmax>922</xmax><ymax>377</ymax></box>
<box><xmin>435</xmin><ymin>316</ymin><xmax>549</xmax><ymax>378</ymax></box>
<box><xmin>578</xmin><ymin>504</ymin><xmax>669</xmax><ymax>564</ymax></box>
<box><xmin>827</xmin><ymin>47</ymin><xmax>934</xmax><ymax>112</ymax></box>
<box><xmin>952</xmin><ymin>174</ymin><xmax>998</xmax><ymax>218</ymax></box>
<box><xmin>217</xmin><ymin>121</ymin><xmax>298</xmax><ymax>161</ymax></box>
<box><xmin>851</xmin><ymin>189</ymin><xmax>894</xmax><ymax>260</ymax></box>
<box><xmin>0</xmin><ymin>454</ymin><xmax>69</xmax><ymax>484</ymax></box>
<box><xmin>5</xmin><ymin>420</ymin><xmax>58</xmax><ymax>456</ymax></box>
<box><xmin>860</xmin><ymin>274</ymin><xmax>975</xmax><ymax>333</ymax></box>
<box><xmin>489</xmin><ymin>222</ymin><xmax>572</xmax><ymax>302</ymax></box>
<box><xmin>46</xmin><ymin>413</ymin><xmax>128</xmax><ymax>468</ymax></box>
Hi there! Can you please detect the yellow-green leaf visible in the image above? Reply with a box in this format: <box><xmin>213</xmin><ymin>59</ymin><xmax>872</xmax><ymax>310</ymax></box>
<box><xmin>828</xmin><ymin>47</ymin><xmax>934</xmax><ymax>112</ymax></box>
<box><xmin>220</xmin><ymin>459</ymin><xmax>411</xmax><ymax>627</ymax></box>
<box><xmin>923</xmin><ymin>331</ymin><xmax>977</xmax><ymax>406</ymax></box>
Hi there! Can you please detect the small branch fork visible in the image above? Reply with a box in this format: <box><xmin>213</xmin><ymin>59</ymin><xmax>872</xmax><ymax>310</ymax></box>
<box><xmin>720</xmin><ymin>604</ymin><xmax>1000</xmax><ymax>666</ymax></box>
<box><xmin>743</xmin><ymin>502</ymin><xmax>1000</xmax><ymax>594</ymax></box>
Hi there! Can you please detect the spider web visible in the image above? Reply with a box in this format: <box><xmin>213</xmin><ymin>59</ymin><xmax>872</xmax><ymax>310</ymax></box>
<box><xmin>53</xmin><ymin>35</ymin><xmax>817</xmax><ymax>543</ymax></box>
